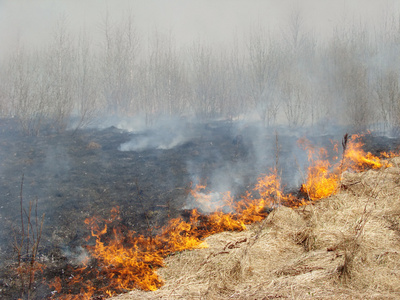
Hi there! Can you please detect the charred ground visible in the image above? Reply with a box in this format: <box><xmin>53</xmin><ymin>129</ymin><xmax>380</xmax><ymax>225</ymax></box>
<box><xmin>0</xmin><ymin>118</ymin><xmax>399</xmax><ymax>299</ymax></box>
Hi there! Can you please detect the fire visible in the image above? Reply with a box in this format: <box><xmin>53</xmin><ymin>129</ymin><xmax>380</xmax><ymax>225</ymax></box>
<box><xmin>57</xmin><ymin>202</ymin><xmax>248</xmax><ymax>296</ymax></box>
<box><xmin>299</xmin><ymin>134</ymin><xmax>389</xmax><ymax>200</ymax></box>
<box><xmin>298</xmin><ymin>138</ymin><xmax>340</xmax><ymax>200</ymax></box>
<box><xmin>344</xmin><ymin>134</ymin><xmax>383</xmax><ymax>170</ymax></box>
<box><xmin>53</xmin><ymin>133</ymin><xmax>393</xmax><ymax>298</ymax></box>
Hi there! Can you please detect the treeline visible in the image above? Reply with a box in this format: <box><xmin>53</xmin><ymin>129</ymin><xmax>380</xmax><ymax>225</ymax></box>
<box><xmin>1</xmin><ymin>13</ymin><xmax>400</xmax><ymax>135</ymax></box>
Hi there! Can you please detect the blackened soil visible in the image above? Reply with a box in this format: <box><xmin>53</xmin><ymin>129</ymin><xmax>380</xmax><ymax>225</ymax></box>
<box><xmin>0</xmin><ymin>118</ymin><xmax>399</xmax><ymax>299</ymax></box>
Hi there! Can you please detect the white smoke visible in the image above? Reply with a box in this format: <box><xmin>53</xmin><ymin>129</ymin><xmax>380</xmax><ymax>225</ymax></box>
<box><xmin>118</xmin><ymin>117</ymin><xmax>193</xmax><ymax>151</ymax></box>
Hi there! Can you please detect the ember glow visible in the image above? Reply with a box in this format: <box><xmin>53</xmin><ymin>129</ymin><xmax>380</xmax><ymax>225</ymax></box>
<box><xmin>54</xmin><ymin>134</ymin><xmax>392</xmax><ymax>298</ymax></box>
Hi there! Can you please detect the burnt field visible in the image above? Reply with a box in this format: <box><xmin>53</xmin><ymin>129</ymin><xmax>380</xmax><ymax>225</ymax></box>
<box><xmin>0</xmin><ymin>118</ymin><xmax>400</xmax><ymax>299</ymax></box>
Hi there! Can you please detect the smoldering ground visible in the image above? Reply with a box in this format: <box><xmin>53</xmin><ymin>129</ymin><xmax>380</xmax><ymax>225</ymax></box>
<box><xmin>2</xmin><ymin>1</ymin><xmax>400</xmax><ymax>298</ymax></box>
<box><xmin>1</xmin><ymin>115</ymin><xmax>400</xmax><ymax>299</ymax></box>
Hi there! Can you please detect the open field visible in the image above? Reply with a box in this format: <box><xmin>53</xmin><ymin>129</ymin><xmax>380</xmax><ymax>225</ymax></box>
<box><xmin>113</xmin><ymin>157</ymin><xmax>400</xmax><ymax>300</ymax></box>
<box><xmin>1</xmin><ymin>118</ymin><xmax>399</xmax><ymax>299</ymax></box>
<box><xmin>2</xmin><ymin>3</ymin><xmax>400</xmax><ymax>299</ymax></box>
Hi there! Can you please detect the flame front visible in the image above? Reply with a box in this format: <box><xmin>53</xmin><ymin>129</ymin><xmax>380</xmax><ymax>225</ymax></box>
<box><xmin>344</xmin><ymin>134</ymin><xmax>383</xmax><ymax>170</ymax></box>
<box><xmin>54</xmin><ymin>133</ymin><xmax>392</xmax><ymax>298</ymax></box>
<box><xmin>300</xmin><ymin>134</ymin><xmax>388</xmax><ymax>200</ymax></box>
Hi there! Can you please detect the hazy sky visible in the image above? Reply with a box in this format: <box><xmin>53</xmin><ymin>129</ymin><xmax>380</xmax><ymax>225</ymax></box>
<box><xmin>0</xmin><ymin>0</ymin><xmax>399</xmax><ymax>56</ymax></box>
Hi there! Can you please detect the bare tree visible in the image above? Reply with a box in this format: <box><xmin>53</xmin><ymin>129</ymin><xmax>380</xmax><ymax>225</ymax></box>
<box><xmin>43</xmin><ymin>16</ymin><xmax>76</xmax><ymax>132</ymax></box>
<box><xmin>246</xmin><ymin>26</ymin><xmax>281</xmax><ymax>126</ymax></box>
<box><xmin>283</xmin><ymin>6</ymin><xmax>309</xmax><ymax>53</ymax></box>
<box><xmin>6</xmin><ymin>47</ymin><xmax>48</xmax><ymax>135</ymax></box>
<box><xmin>188</xmin><ymin>42</ymin><xmax>221</xmax><ymax>120</ymax></box>
<box><xmin>145</xmin><ymin>30</ymin><xmax>189</xmax><ymax>121</ymax></box>
<box><xmin>3</xmin><ymin>6</ymin><xmax>400</xmax><ymax>135</ymax></box>
<box><xmin>216</xmin><ymin>48</ymin><xmax>244</xmax><ymax>121</ymax></box>
<box><xmin>100</xmin><ymin>12</ymin><xmax>140</xmax><ymax>115</ymax></box>
<box><xmin>280</xmin><ymin>69</ymin><xmax>310</xmax><ymax>128</ymax></box>
<box><xmin>374</xmin><ymin>69</ymin><xmax>400</xmax><ymax>134</ymax></box>
<box><xmin>72</xmin><ymin>29</ymin><xmax>102</xmax><ymax>131</ymax></box>
<box><xmin>222</xmin><ymin>37</ymin><xmax>249</xmax><ymax>121</ymax></box>
<box><xmin>328</xmin><ymin>27</ymin><xmax>375</xmax><ymax>132</ymax></box>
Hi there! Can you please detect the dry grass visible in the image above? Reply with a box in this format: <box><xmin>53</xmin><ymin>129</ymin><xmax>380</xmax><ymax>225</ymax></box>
<box><xmin>112</xmin><ymin>157</ymin><xmax>400</xmax><ymax>300</ymax></box>
<box><xmin>86</xmin><ymin>141</ymin><xmax>102</xmax><ymax>150</ymax></box>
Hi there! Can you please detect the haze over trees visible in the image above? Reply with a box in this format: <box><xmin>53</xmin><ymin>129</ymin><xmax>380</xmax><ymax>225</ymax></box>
<box><xmin>2</xmin><ymin>10</ymin><xmax>400</xmax><ymax>135</ymax></box>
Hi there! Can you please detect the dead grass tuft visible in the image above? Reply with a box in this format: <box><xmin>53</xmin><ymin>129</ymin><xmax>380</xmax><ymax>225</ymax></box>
<box><xmin>112</xmin><ymin>157</ymin><xmax>400</xmax><ymax>299</ymax></box>
<box><xmin>86</xmin><ymin>141</ymin><xmax>101</xmax><ymax>150</ymax></box>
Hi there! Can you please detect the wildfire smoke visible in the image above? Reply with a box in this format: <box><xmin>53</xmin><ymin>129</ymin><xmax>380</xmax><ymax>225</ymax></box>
<box><xmin>54</xmin><ymin>133</ymin><xmax>393</xmax><ymax>298</ymax></box>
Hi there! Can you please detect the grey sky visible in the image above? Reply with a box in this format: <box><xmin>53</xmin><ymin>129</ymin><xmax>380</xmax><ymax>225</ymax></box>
<box><xmin>0</xmin><ymin>0</ymin><xmax>398</xmax><ymax>55</ymax></box>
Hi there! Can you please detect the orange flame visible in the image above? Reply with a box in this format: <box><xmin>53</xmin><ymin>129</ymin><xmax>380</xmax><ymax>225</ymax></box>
<box><xmin>298</xmin><ymin>137</ymin><xmax>340</xmax><ymax>200</ymax></box>
<box><xmin>344</xmin><ymin>134</ymin><xmax>383</xmax><ymax>170</ymax></box>
<box><xmin>54</xmin><ymin>133</ymin><xmax>393</xmax><ymax>298</ymax></box>
<box><xmin>299</xmin><ymin>134</ymin><xmax>389</xmax><ymax>200</ymax></box>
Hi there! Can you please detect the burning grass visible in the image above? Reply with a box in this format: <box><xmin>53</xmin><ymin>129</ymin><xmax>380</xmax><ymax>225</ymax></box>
<box><xmin>299</xmin><ymin>133</ymin><xmax>387</xmax><ymax>201</ymax></box>
<box><xmin>113</xmin><ymin>157</ymin><xmax>400</xmax><ymax>300</ymax></box>
<box><xmin>52</xmin><ymin>134</ymin><xmax>399</xmax><ymax>299</ymax></box>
